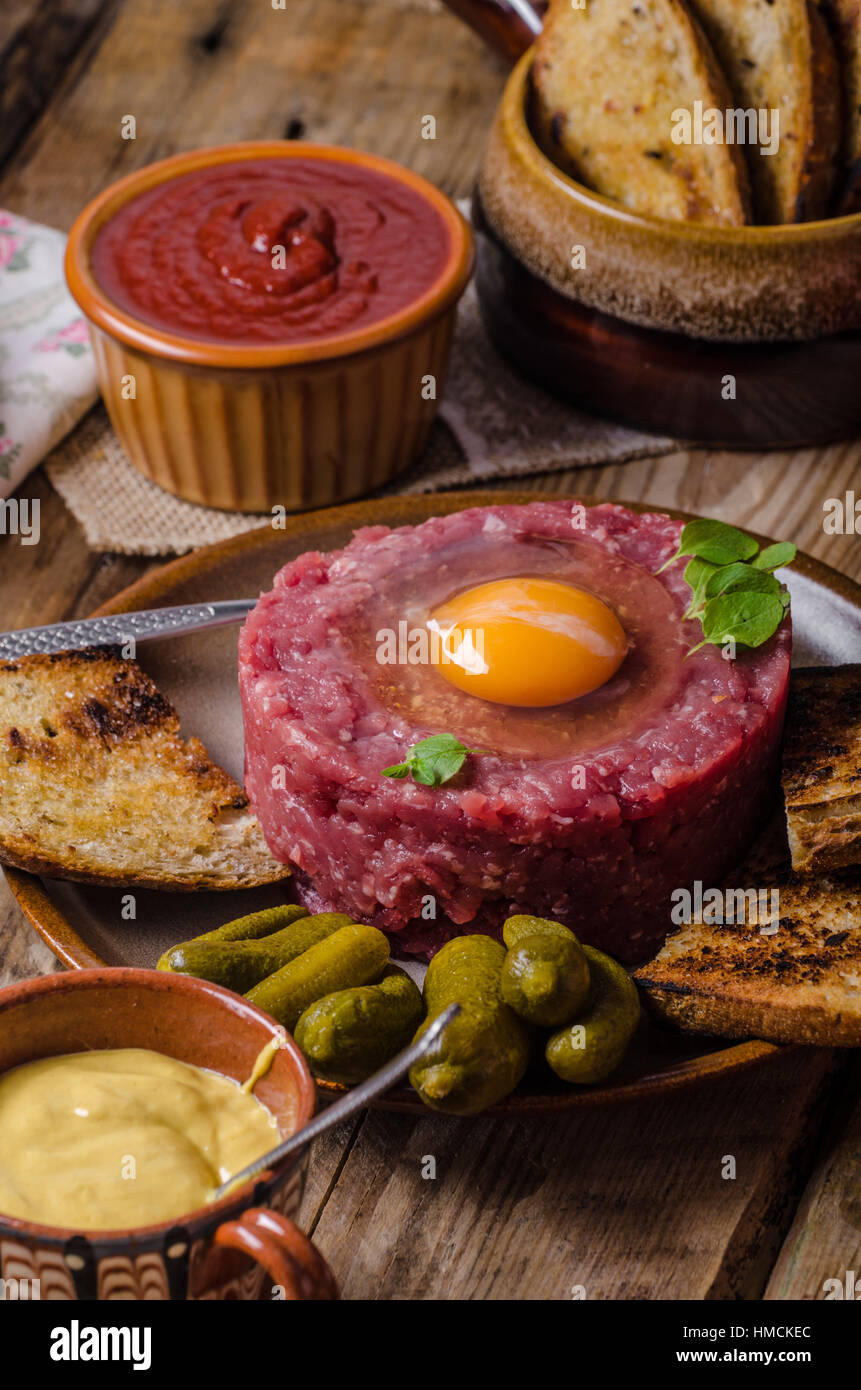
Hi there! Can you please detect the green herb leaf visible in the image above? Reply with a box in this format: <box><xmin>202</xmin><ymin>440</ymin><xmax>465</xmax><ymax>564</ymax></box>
<box><xmin>704</xmin><ymin>562</ymin><xmax>783</xmax><ymax>601</ymax></box>
<box><xmin>752</xmin><ymin>541</ymin><xmax>797</xmax><ymax>572</ymax></box>
<box><xmin>683</xmin><ymin>556</ymin><xmax>718</xmax><ymax>619</ymax></box>
<box><xmin>382</xmin><ymin>733</ymin><xmax>477</xmax><ymax>787</ymax></box>
<box><xmin>699</xmin><ymin>592</ymin><xmax>786</xmax><ymax>651</ymax></box>
<box><xmin>659</xmin><ymin>518</ymin><xmax>793</xmax><ymax>656</ymax></box>
<box><xmin>658</xmin><ymin>519</ymin><xmax>759</xmax><ymax>573</ymax></box>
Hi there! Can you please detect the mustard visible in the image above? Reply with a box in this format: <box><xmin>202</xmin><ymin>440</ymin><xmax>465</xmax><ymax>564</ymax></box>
<box><xmin>0</xmin><ymin>1047</ymin><xmax>283</xmax><ymax>1230</ymax></box>
<box><xmin>241</xmin><ymin>1030</ymin><xmax>286</xmax><ymax>1094</ymax></box>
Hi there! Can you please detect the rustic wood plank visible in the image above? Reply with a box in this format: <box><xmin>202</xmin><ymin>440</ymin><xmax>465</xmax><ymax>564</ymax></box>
<box><xmin>0</xmin><ymin>878</ymin><xmax>58</xmax><ymax>986</ymax></box>
<box><xmin>307</xmin><ymin>1050</ymin><xmax>838</xmax><ymax>1300</ymax></box>
<box><xmin>299</xmin><ymin>1113</ymin><xmax>367</xmax><ymax>1232</ymax></box>
<box><xmin>0</xmin><ymin>469</ymin><xmax>100</xmax><ymax>625</ymax></box>
<box><xmin>0</xmin><ymin>0</ymin><xmax>503</xmax><ymax>225</ymax></box>
<box><xmin>765</xmin><ymin>1057</ymin><xmax>861</xmax><ymax>1300</ymax></box>
<box><xmin>0</xmin><ymin>465</ymin><xmax>155</xmax><ymax>632</ymax></box>
<box><xmin>0</xmin><ymin>1</ymin><xmax>44</xmax><ymax>53</ymax></box>
<box><xmin>0</xmin><ymin>0</ymin><xmax>857</xmax><ymax>1305</ymax></box>
<box><xmin>488</xmin><ymin>445</ymin><xmax>861</xmax><ymax>586</ymax></box>
<box><xmin>0</xmin><ymin>0</ymin><xmax>121</xmax><ymax>172</ymax></box>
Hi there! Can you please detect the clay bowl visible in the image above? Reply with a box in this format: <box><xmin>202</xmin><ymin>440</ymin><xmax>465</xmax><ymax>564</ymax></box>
<box><xmin>66</xmin><ymin>141</ymin><xmax>474</xmax><ymax>512</ymax></box>
<box><xmin>0</xmin><ymin>968</ymin><xmax>338</xmax><ymax>1301</ymax></box>
<box><xmin>443</xmin><ymin>0</ymin><xmax>861</xmax><ymax>446</ymax></box>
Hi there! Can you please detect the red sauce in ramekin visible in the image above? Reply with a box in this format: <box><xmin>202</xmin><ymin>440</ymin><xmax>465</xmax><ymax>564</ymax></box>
<box><xmin>91</xmin><ymin>157</ymin><xmax>453</xmax><ymax>346</ymax></box>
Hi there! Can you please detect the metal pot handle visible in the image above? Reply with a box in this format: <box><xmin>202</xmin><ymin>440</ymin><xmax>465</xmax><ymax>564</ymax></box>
<box><xmin>439</xmin><ymin>0</ymin><xmax>545</xmax><ymax>65</ymax></box>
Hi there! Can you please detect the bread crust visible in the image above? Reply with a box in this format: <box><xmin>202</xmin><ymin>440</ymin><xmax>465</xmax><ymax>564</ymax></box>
<box><xmin>818</xmin><ymin>0</ymin><xmax>861</xmax><ymax>211</ymax></box>
<box><xmin>634</xmin><ymin>817</ymin><xmax>861</xmax><ymax>1047</ymax></box>
<box><xmin>531</xmin><ymin>0</ymin><xmax>751</xmax><ymax>226</ymax></box>
<box><xmin>782</xmin><ymin>664</ymin><xmax>861</xmax><ymax>873</ymax></box>
<box><xmin>685</xmin><ymin>0</ymin><xmax>841</xmax><ymax>222</ymax></box>
<box><xmin>634</xmin><ymin>983</ymin><xmax>859</xmax><ymax>1046</ymax></box>
<box><xmin>0</xmin><ymin>647</ymin><xmax>289</xmax><ymax>891</ymax></box>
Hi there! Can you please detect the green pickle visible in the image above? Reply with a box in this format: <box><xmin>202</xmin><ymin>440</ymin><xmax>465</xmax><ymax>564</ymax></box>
<box><xmin>170</xmin><ymin>903</ymin><xmax>310</xmax><ymax>946</ymax></box>
<box><xmin>545</xmin><ymin>945</ymin><xmax>641</xmax><ymax>1085</ymax></box>
<box><xmin>409</xmin><ymin>935</ymin><xmax>531</xmax><ymax>1115</ymax></box>
<box><xmin>157</xmin><ymin>908</ymin><xmax>353</xmax><ymax>994</ymax></box>
<box><xmin>295</xmin><ymin>967</ymin><xmax>425</xmax><ymax>1084</ymax></box>
<box><xmin>500</xmin><ymin>915</ymin><xmax>591</xmax><ymax>1026</ymax></box>
<box><xmin>502</xmin><ymin>914</ymin><xmax>578</xmax><ymax>947</ymax></box>
<box><xmin>156</xmin><ymin>905</ymin><xmax>638</xmax><ymax>1098</ymax></box>
<box><xmin>245</xmin><ymin>923</ymin><xmax>390</xmax><ymax>1032</ymax></box>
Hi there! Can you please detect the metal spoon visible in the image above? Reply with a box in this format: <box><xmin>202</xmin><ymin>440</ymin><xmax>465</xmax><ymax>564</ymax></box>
<box><xmin>0</xmin><ymin>600</ymin><xmax>257</xmax><ymax>662</ymax></box>
<box><xmin>212</xmin><ymin>1003</ymin><xmax>460</xmax><ymax>1202</ymax></box>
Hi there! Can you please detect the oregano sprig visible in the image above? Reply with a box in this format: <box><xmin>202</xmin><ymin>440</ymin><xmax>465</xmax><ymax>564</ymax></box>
<box><xmin>382</xmin><ymin>733</ymin><xmax>478</xmax><ymax>787</ymax></box>
<box><xmin>657</xmin><ymin>520</ymin><xmax>796</xmax><ymax>656</ymax></box>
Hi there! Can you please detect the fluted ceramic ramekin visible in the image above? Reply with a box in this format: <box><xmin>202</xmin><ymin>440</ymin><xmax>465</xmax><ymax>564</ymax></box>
<box><xmin>66</xmin><ymin>142</ymin><xmax>474</xmax><ymax>512</ymax></box>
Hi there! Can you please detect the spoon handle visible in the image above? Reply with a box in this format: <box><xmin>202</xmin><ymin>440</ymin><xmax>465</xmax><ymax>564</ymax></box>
<box><xmin>215</xmin><ymin>1005</ymin><xmax>461</xmax><ymax>1200</ymax></box>
<box><xmin>0</xmin><ymin>599</ymin><xmax>257</xmax><ymax>662</ymax></box>
<box><xmin>439</xmin><ymin>0</ymin><xmax>545</xmax><ymax>65</ymax></box>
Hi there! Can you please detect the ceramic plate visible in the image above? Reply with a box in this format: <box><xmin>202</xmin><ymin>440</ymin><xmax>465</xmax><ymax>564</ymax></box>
<box><xmin>7</xmin><ymin>492</ymin><xmax>861</xmax><ymax>1114</ymax></box>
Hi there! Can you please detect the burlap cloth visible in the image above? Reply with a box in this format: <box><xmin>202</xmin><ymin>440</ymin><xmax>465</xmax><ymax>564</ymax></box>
<box><xmin>45</xmin><ymin>280</ymin><xmax>675</xmax><ymax>557</ymax></box>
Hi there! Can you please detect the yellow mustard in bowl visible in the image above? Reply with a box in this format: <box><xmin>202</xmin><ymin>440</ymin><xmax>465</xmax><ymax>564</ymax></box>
<box><xmin>0</xmin><ymin>1047</ymin><xmax>280</xmax><ymax>1230</ymax></box>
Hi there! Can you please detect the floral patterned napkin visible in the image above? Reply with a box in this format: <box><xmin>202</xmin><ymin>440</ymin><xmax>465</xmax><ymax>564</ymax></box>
<box><xmin>0</xmin><ymin>209</ymin><xmax>97</xmax><ymax>498</ymax></box>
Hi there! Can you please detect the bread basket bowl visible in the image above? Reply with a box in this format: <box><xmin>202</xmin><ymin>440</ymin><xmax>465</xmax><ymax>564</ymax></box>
<box><xmin>444</xmin><ymin>0</ymin><xmax>861</xmax><ymax>445</ymax></box>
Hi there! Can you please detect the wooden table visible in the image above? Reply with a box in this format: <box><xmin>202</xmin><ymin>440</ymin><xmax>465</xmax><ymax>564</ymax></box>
<box><xmin>0</xmin><ymin>0</ymin><xmax>858</xmax><ymax>1301</ymax></box>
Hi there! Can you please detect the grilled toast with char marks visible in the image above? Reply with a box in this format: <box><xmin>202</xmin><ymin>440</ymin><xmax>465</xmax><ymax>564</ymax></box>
<box><xmin>689</xmin><ymin>0</ymin><xmax>842</xmax><ymax>222</ymax></box>
<box><xmin>782</xmin><ymin>664</ymin><xmax>861</xmax><ymax>874</ymax></box>
<box><xmin>531</xmin><ymin>0</ymin><xmax>752</xmax><ymax>226</ymax></box>
<box><xmin>634</xmin><ymin>818</ymin><xmax>861</xmax><ymax>1046</ymax></box>
<box><xmin>0</xmin><ymin>647</ymin><xmax>290</xmax><ymax>890</ymax></box>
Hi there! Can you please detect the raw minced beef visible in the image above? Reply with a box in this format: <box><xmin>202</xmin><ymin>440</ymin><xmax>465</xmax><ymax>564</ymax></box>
<box><xmin>239</xmin><ymin>501</ymin><xmax>790</xmax><ymax>962</ymax></box>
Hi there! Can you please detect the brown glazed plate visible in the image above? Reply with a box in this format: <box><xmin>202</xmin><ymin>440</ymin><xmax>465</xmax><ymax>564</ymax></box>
<box><xmin>7</xmin><ymin>492</ymin><xmax>861</xmax><ymax>1114</ymax></box>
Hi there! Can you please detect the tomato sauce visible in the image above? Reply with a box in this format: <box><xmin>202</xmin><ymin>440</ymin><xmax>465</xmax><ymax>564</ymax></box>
<box><xmin>91</xmin><ymin>157</ymin><xmax>452</xmax><ymax>345</ymax></box>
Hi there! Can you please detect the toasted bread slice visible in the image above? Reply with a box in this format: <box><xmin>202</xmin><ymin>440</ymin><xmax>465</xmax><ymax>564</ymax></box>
<box><xmin>819</xmin><ymin>0</ymin><xmax>861</xmax><ymax>212</ymax></box>
<box><xmin>690</xmin><ymin>0</ymin><xmax>842</xmax><ymax>222</ymax></box>
<box><xmin>531</xmin><ymin>0</ymin><xmax>751</xmax><ymax>226</ymax></box>
<box><xmin>781</xmin><ymin>664</ymin><xmax>861</xmax><ymax>874</ymax></box>
<box><xmin>634</xmin><ymin>819</ymin><xmax>861</xmax><ymax>1046</ymax></box>
<box><xmin>0</xmin><ymin>648</ymin><xmax>289</xmax><ymax>891</ymax></box>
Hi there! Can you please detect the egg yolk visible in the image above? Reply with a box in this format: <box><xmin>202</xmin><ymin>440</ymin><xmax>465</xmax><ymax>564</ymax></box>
<box><xmin>427</xmin><ymin>577</ymin><xmax>627</xmax><ymax>707</ymax></box>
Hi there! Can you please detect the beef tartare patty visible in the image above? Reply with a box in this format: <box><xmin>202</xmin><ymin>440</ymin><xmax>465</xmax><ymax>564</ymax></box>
<box><xmin>239</xmin><ymin>502</ymin><xmax>791</xmax><ymax>962</ymax></box>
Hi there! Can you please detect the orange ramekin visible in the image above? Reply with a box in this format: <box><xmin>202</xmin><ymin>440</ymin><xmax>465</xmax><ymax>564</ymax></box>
<box><xmin>65</xmin><ymin>142</ymin><xmax>474</xmax><ymax>513</ymax></box>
